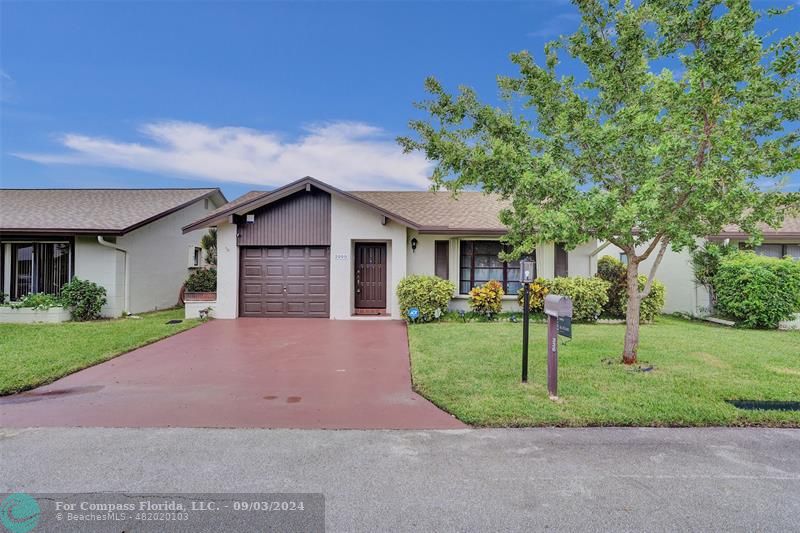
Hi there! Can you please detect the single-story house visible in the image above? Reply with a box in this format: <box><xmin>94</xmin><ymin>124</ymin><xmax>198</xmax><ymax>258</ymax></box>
<box><xmin>182</xmin><ymin>175</ymin><xmax>798</xmax><ymax>320</ymax></box>
<box><xmin>0</xmin><ymin>187</ymin><xmax>226</xmax><ymax>318</ymax></box>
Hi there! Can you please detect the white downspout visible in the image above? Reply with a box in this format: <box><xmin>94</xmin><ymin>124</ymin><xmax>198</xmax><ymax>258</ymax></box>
<box><xmin>97</xmin><ymin>236</ymin><xmax>129</xmax><ymax>315</ymax></box>
<box><xmin>588</xmin><ymin>241</ymin><xmax>611</xmax><ymax>275</ymax></box>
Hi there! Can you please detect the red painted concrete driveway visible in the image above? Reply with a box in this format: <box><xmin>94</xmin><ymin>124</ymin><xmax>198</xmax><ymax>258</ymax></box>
<box><xmin>0</xmin><ymin>319</ymin><xmax>465</xmax><ymax>429</ymax></box>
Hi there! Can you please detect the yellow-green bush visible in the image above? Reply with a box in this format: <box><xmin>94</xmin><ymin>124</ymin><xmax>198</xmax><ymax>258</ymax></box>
<box><xmin>469</xmin><ymin>280</ymin><xmax>504</xmax><ymax>317</ymax></box>
<box><xmin>396</xmin><ymin>275</ymin><xmax>455</xmax><ymax>322</ymax></box>
<box><xmin>514</xmin><ymin>278</ymin><xmax>550</xmax><ymax>313</ymax></box>
<box><xmin>517</xmin><ymin>276</ymin><xmax>609</xmax><ymax>322</ymax></box>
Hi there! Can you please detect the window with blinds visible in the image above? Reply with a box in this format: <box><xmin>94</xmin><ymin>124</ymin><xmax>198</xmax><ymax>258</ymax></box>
<box><xmin>459</xmin><ymin>240</ymin><xmax>529</xmax><ymax>295</ymax></box>
<box><xmin>7</xmin><ymin>242</ymin><xmax>72</xmax><ymax>300</ymax></box>
<box><xmin>753</xmin><ymin>243</ymin><xmax>800</xmax><ymax>261</ymax></box>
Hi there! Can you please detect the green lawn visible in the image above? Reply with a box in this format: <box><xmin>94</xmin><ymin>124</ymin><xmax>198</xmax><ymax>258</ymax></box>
<box><xmin>0</xmin><ymin>308</ymin><xmax>200</xmax><ymax>395</ymax></box>
<box><xmin>408</xmin><ymin>316</ymin><xmax>800</xmax><ymax>427</ymax></box>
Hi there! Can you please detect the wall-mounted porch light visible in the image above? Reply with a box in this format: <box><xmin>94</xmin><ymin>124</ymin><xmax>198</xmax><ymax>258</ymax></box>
<box><xmin>411</xmin><ymin>237</ymin><xmax>418</xmax><ymax>252</ymax></box>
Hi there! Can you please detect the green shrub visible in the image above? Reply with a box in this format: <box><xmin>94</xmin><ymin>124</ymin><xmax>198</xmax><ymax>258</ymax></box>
<box><xmin>396</xmin><ymin>275</ymin><xmax>455</xmax><ymax>322</ymax></box>
<box><xmin>60</xmin><ymin>278</ymin><xmax>107</xmax><ymax>321</ymax></box>
<box><xmin>545</xmin><ymin>276</ymin><xmax>610</xmax><ymax>322</ymax></box>
<box><xmin>595</xmin><ymin>255</ymin><xmax>627</xmax><ymax>317</ymax></box>
<box><xmin>184</xmin><ymin>268</ymin><xmax>217</xmax><ymax>292</ymax></box>
<box><xmin>595</xmin><ymin>255</ymin><xmax>666</xmax><ymax>321</ymax></box>
<box><xmin>8</xmin><ymin>293</ymin><xmax>61</xmax><ymax>310</ymax></box>
<box><xmin>469</xmin><ymin>280</ymin><xmax>504</xmax><ymax>318</ymax></box>
<box><xmin>627</xmin><ymin>276</ymin><xmax>666</xmax><ymax>322</ymax></box>
<box><xmin>517</xmin><ymin>276</ymin><xmax>609</xmax><ymax>322</ymax></box>
<box><xmin>713</xmin><ymin>253</ymin><xmax>800</xmax><ymax>328</ymax></box>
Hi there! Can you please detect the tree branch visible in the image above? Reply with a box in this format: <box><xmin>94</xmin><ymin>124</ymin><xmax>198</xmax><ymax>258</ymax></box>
<box><xmin>640</xmin><ymin>239</ymin><xmax>670</xmax><ymax>300</ymax></box>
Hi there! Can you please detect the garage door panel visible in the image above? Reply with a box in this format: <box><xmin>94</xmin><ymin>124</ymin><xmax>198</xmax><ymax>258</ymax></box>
<box><xmin>243</xmin><ymin>283</ymin><xmax>263</xmax><ymax>295</ymax></box>
<box><xmin>243</xmin><ymin>265</ymin><xmax>263</xmax><ymax>277</ymax></box>
<box><xmin>240</xmin><ymin>246</ymin><xmax>329</xmax><ymax>317</ymax></box>
<box><xmin>242</xmin><ymin>302</ymin><xmax>263</xmax><ymax>314</ymax></box>
<box><xmin>286</xmin><ymin>265</ymin><xmax>307</xmax><ymax>277</ymax></box>
<box><xmin>307</xmin><ymin>283</ymin><xmax>327</xmax><ymax>295</ymax></box>
<box><xmin>264</xmin><ymin>283</ymin><xmax>285</xmax><ymax>295</ymax></box>
<box><xmin>286</xmin><ymin>283</ymin><xmax>307</xmax><ymax>295</ymax></box>
<box><xmin>265</xmin><ymin>265</ymin><xmax>284</xmax><ymax>276</ymax></box>
<box><xmin>308</xmin><ymin>265</ymin><xmax>327</xmax><ymax>277</ymax></box>
<box><xmin>243</xmin><ymin>248</ymin><xmax>263</xmax><ymax>258</ymax></box>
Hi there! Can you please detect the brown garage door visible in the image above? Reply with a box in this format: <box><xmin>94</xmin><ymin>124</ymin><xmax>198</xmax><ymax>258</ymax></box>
<box><xmin>239</xmin><ymin>246</ymin><xmax>330</xmax><ymax>317</ymax></box>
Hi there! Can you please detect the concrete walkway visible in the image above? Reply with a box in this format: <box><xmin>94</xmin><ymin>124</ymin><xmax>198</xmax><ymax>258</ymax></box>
<box><xmin>2</xmin><ymin>427</ymin><xmax>798</xmax><ymax>531</ymax></box>
<box><xmin>0</xmin><ymin>319</ymin><xmax>464</xmax><ymax>429</ymax></box>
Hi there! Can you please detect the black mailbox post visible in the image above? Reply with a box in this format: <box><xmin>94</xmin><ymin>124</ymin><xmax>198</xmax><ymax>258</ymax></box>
<box><xmin>544</xmin><ymin>294</ymin><xmax>573</xmax><ymax>399</ymax></box>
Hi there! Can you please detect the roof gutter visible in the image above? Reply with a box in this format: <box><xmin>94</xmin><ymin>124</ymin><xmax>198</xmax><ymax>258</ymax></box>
<box><xmin>96</xmin><ymin>236</ymin><xmax>129</xmax><ymax>315</ymax></box>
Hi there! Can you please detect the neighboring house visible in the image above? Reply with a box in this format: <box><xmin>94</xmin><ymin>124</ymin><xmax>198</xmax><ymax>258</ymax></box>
<box><xmin>184</xmin><ymin>176</ymin><xmax>800</xmax><ymax>320</ymax></box>
<box><xmin>0</xmin><ymin>188</ymin><xmax>227</xmax><ymax>317</ymax></box>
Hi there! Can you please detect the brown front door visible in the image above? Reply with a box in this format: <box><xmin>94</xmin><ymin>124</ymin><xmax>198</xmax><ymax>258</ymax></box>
<box><xmin>354</xmin><ymin>243</ymin><xmax>387</xmax><ymax>309</ymax></box>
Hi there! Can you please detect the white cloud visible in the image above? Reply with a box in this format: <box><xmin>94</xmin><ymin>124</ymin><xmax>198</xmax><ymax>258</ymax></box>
<box><xmin>527</xmin><ymin>12</ymin><xmax>581</xmax><ymax>38</ymax></box>
<box><xmin>14</xmin><ymin>120</ymin><xmax>433</xmax><ymax>190</ymax></box>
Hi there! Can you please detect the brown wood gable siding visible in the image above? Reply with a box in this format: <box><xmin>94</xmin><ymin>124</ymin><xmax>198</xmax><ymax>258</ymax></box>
<box><xmin>238</xmin><ymin>188</ymin><xmax>331</xmax><ymax>246</ymax></box>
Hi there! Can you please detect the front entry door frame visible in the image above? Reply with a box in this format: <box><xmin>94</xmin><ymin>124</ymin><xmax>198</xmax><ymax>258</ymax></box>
<box><xmin>353</xmin><ymin>242</ymin><xmax>387</xmax><ymax>312</ymax></box>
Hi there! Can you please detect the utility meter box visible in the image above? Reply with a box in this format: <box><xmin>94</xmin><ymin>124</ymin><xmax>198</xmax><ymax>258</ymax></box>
<box><xmin>520</xmin><ymin>261</ymin><xmax>536</xmax><ymax>284</ymax></box>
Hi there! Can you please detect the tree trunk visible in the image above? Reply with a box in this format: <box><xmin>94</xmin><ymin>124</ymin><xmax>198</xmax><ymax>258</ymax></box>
<box><xmin>622</xmin><ymin>261</ymin><xmax>641</xmax><ymax>365</ymax></box>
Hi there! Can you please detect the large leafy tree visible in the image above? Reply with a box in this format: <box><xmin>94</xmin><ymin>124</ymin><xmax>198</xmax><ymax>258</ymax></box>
<box><xmin>399</xmin><ymin>0</ymin><xmax>800</xmax><ymax>363</ymax></box>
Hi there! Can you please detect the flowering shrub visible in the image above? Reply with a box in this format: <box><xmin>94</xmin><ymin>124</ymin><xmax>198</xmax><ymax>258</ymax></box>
<box><xmin>469</xmin><ymin>280</ymin><xmax>504</xmax><ymax>317</ymax></box>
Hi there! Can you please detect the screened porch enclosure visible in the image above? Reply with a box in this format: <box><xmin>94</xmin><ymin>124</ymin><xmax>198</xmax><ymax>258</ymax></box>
<box><xmin>2</xmin><ymin>241</ymin><xmax>73</xmax><ymax>300</ymax></box>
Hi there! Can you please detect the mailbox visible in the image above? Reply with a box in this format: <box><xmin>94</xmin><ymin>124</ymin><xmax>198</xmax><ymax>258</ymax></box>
<box><xmin>544</xmin><ymin>294</ymin><xmax>572</xmax><ymax>318</ymax></box>
<box><xmin>545</xmin><ymin>294</ymin><xmax>572</xmax><ymax>338</ymax></box>
<box><xmin>520</xmin><ymin>260</ymin><xmax>536</xmax><ymax>284</ymax></box>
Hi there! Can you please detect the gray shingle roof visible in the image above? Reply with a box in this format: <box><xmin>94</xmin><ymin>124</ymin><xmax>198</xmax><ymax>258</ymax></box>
<box><xmin>717</xmin><ymin>216</ymin><xmax>800</xmax><ymax>238</ymax></box>
<box><xmin>0</xmin><ymin>188</ymin><xmax>221</xmax><ymax>234</ymax></box>
<box><xmin>349</xmin><ymin>191</ymin><xmax>509</xmax><ymax>232</ymax></box>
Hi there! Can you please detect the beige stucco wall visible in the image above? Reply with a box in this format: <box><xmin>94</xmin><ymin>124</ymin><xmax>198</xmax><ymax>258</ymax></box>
<box><xmin>212</xmin><ymin>221</ymin><xmax>239</xmax><ymax>319</ymax></box>
<box><xmin>330</xmin><ymin>195</ymin><xmax>407</xmax><ymax>319</ymax></box>
<box><xmin>117</xmin><ymin>199</ymin><xmax>217</xmax><ymax>314</ymax></box>
<box><xmin>74</xmin><ymin>235</ymin><xmax>126</xmax><ymax>317</ymax></box>
<box><xmin>597</xmin><ymin>242</ymin><xmax>710</xmax><ymax>315</ymax></box>
<box><xmin>71</xmin><ymin>197</ymin><xmax>221</xmax><ymax>317</ymax></box>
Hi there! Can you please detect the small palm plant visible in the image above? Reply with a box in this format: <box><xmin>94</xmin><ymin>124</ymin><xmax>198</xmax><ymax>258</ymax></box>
<box><xmin>200</xmin><ymin>228</ymin><xmax>217</xmax><ymax>267</ymax></box>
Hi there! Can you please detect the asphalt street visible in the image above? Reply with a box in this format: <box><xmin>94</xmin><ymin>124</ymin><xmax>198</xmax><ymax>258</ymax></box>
<box><xmin>1</xmin><ymin>427</ymin><xmax>798</xmax><ymax>532</ymax></box>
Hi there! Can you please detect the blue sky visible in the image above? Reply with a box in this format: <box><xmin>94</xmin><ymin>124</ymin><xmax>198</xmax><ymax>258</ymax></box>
<box><xmin>1</xmin><ymin>1</ymin><xmax>798</xmax><ymax>201</ymax></box>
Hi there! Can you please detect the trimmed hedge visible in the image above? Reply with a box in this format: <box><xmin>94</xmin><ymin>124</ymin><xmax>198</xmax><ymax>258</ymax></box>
<box><xmin>185</xmin><ymin>268</ymin><xmax>217</xmax><ymax>292</ymax></box>
<box><xmin>518</xmin><ymin>276</ymin><xmax>610</xmax><ymax>322</ymax></box>
<box><xmin>713</xmin><ymin>253</ymin><xmax>800</xmax><ymax>328</ymax></box>
<box><xmin>396</xmin><ymin>275</ymin><xmax>455</xmax><ymax>322</ymax></box>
